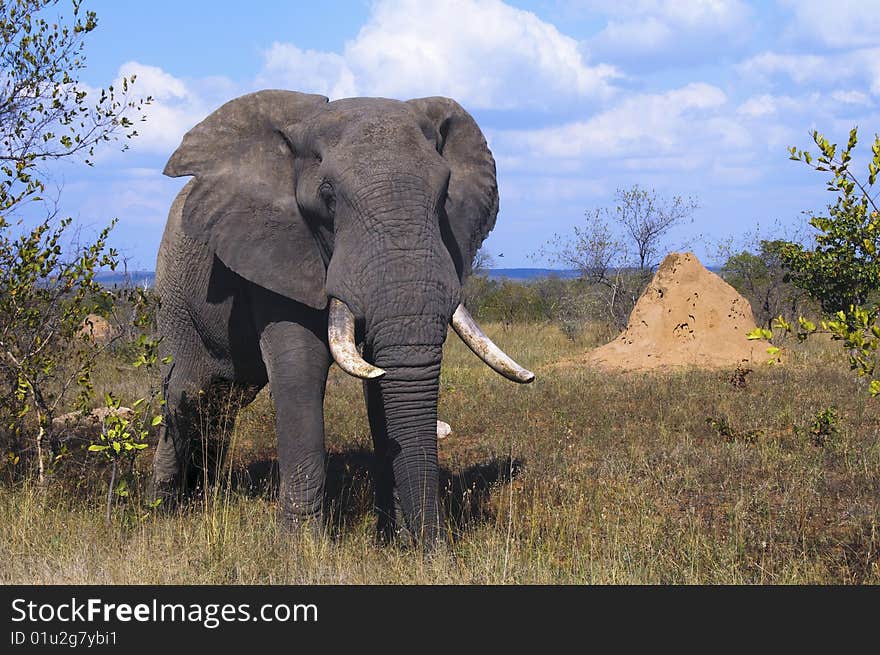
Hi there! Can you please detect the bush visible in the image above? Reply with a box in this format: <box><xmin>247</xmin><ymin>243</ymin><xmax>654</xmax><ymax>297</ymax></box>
<box><xmin>0</xmin><ymin>0</ymin><xmax>149</xmax><ymax>479</ymax></box>
<box><xmin>757</xmin><ymin>127</ymin><xmax>880</xmax><ymax>395</ymax></box>
<box><xmin>720</xmin><ymin>239</ymin><xmax>813</xmax><ymax>328</ymax></box>
<box><xmin>462</xmin><ymin>274</ymin><xmax>615</xmax><ymax>340</ymax></box>
<box><xmin>0</xmin><ymin>217</ymin><xmax>116</xmax><ymax>477</ymax></box>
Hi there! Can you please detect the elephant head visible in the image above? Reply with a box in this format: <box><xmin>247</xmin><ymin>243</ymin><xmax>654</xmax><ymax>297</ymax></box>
<box><xmin>164</xmin><ymin>89</ymin><xmax>532</xmax><ymax>542</ymax></box>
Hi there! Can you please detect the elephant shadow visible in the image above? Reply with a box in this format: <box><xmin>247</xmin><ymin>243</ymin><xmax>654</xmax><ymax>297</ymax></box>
<box><xmin>234</xmin><ymin>449</ymin><xmax>525</xmax><ymax>535</ymax></box>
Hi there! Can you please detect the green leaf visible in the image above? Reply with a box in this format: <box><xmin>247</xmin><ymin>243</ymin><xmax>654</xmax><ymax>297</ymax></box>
<box><xmin>747</xmin><ymin>328</ymin><xmax>772</xmax><ymax>340</ymax></box>
<box><xmin>151</xmin><ymin>415</ymin><xmax>163</xmax><ymax>427</ymax></box>
<box><xmin>87</xmin><ymin>444</ymin><xmax>108</xmax><ymax>451</ymax></box>
<box><xmin>772</xmin><ymin>316</ymin><xmax>791</xmax><ymax>332</ymax></box>
<box><xmin>798</xmin><ymin>318</ymin><xmax>816</xmax><ymax>332</ymax></box>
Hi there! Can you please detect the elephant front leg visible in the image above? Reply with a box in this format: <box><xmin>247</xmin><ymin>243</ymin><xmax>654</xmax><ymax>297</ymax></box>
<box><xmin>152</xmin><ymin>413</ymin><xmax>190</xmax><ymax>508</ymax></box>
<box><xmin>259</xmin><ymin>321</ymin><xmax>331</xmax><ymax>534</ymax></box>
<box><xmin>151</xmin><ymin>363</ymin><xmax>209</xmax><ymax>508</ymax></box>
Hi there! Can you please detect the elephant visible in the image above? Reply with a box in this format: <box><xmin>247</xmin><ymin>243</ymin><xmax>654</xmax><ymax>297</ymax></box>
<box><xmin>150</xmin><ymin>89</ymin><xmax>534</xmax><ymax>545</ymax></box>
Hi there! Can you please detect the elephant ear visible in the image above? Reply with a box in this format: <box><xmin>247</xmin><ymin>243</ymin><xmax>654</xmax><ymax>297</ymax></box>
<box><xmin>406</xmin><ymin>97</ymin><xmax>498</xmax><ymax>280</ymax></box>
<box><xmin>164</xmin><ymin>89</ymin><xmax>330</xmax><ymax>309</ymax></box>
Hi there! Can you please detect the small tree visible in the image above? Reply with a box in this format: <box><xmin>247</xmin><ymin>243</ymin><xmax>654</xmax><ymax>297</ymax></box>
<box><xmin>0</xmin><ymin>0</ymin><xmax>149</xmax><ymax>479</ymax></box>
<box><xmin>780</xmin><ymin>129</ymin><xmax>880</xmax><ymax>314</ymax></box>
<box><xmin>88</xmin><ymin>391</ymin><xmax>162</xmax><ymax>526</ymax></box>
<box><xmin>538</xmin><ymin>185</ymin><xmax>699</xmax><ymax>329</ymax></box>
<box><xmin>752</xmin><ymin>127</ymin><xmax>880</xmax><ymax>394</ymax></box>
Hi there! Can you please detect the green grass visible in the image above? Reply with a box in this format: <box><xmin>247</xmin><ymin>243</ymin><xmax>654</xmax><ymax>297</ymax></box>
<box><xmin>1</xmin><ymin>323</ymin><xmax>878</xmax><ymax>583</ymax></box>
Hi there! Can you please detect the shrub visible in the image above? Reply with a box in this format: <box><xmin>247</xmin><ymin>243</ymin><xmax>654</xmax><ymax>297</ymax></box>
<box><xmin>0</xmin><ymin>0</ymin><xmax>149</xmax><ymax>479</ymax></box>
<box><xmin>755</xmin><ymin>127</ymin><xmax>880</xmax><ymax>395</ymax></box>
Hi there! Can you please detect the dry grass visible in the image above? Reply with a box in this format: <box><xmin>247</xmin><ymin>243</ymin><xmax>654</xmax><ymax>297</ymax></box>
<box><xmin>1</xmin><ymin>322</ymin><xmax>878</xmax><ymax>584</ymax></box>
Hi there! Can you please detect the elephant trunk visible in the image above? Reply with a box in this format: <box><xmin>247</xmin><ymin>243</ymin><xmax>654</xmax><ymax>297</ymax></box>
<box><xmin>325</xmin><ymin>187</ymin><xmax>458</xmax><ymax>543</ymax></box>
<box><xmin>369</xmin><ymin>343</ymin><xmax>444</xmax><ymax>545</ymax></box>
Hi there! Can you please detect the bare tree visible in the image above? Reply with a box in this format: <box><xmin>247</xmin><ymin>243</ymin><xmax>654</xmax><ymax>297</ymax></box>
<box><xmin>616</xmin><ymin>185</ymin><xmax>699</xmax><ymax>276</ymax></box>
<box><xmin>537</xmin><ymin>185</ymin><xmax>699</xmax><ymax>330</ymax></box>
<box><xmin>539</xmin><ymin>210</ymin><xmax>621</xmax><ymax>280</ymax></box>
<box><xmin>472</xmin><ymin>246</ymin><xmax>495</xmax><ymax>276</ymax></box>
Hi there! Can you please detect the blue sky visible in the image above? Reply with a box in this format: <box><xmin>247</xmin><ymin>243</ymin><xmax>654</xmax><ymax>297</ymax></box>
<box><xmin>45</xmin><ymin>0</ymin><xmax>880</xmax><ymax>269</ymax></box>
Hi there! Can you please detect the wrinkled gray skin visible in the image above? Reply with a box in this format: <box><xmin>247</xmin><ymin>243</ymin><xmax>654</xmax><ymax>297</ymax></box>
<box><xmin>152</xmin><ymin>90</ymin><xmax>502</xmax><ymax>545</ymax></box>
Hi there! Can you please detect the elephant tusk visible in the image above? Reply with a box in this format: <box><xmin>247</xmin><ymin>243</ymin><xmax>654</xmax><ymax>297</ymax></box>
<box><xmin>437</xmin><ymin>420</ymin><xmax>452</xmax><ymax>440</ymax></box>
<box><xmin>328</xmin><ymin>298</ymin><xmax>386</xmax><ymax>380</ymax></box>
<box><xmin>451</xmin><ymin>304</ymin><xmax>535</xmax><ymax>384</ymax></box>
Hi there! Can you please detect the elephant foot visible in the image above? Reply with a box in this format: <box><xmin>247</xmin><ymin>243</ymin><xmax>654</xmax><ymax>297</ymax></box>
<box><xmin>377</xmin><ymin>489</ymin><xmax>446</xmax><ymax>550</ymax></box>
<box><xmin>375</xmin><ymin>487</ymin><xmax>405</xmax><ymax>546</ymax></box>
<box><xmin>400</xmin><ymin>500</ymin><xmax>446</xmax><ymax>552</ymax></box>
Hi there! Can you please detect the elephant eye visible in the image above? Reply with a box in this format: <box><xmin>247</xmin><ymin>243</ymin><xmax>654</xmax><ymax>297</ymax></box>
<box><xmin>319</xmin><ymin>182</ymin><xmax>336</xmax><ymax>216</ymax></box>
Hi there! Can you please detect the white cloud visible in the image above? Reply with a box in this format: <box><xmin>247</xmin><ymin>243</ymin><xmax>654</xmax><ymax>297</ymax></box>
<box><xmin>498</xmin><ymin>83</ymin><xmax>728</xmax><ymax>161</ymax></box>
<box><xmin>257</xmin><ymin>0</ymin><xmax>619</xmax><ymax>108</ymax></box>
<box><xmin>584</xmin><ymin>0</ymin><xmax>752</xmax><ymax>65</ymax></box>
<box><xmin>111</xmin><ymin>61</ymin><xmax>219</xmax><ymax>155</ymax></box>
<box><xmin>736</xmin><ymin>52</ymin><xmax>830</xmax><ymax>85</ymax></box>
<box><xmin>732</xmin><ymin>90</ymin><xmax>880</xmax><ymax>155</ymax></box>
<box><xmin>778</xmin><ymin>0</ymin><xmax>880</xmax><ymax>50</ymax></box>
<box><xmin>499</xmin><ymin>175</ymin><xmax>604</xmax><ymax>203</ymax></box>
<box><xmin>256</xmin><ymin>44</ymin><xmax>357</xmax><ymax>100</ymax></box>
<box><xmin>118</xmin><ymin>62</ymin><xmax>187</xmax><ymax>101</ymax></box>
<box><xmin>736</xmin><ymin>94</ymin><xmax>775</xmax><ymax>118</ymax></box>
<box><xmin>859</xmin><ymin>50</ymin><xmax>880</xmax><ymax>95</ymax></box>
<box><xmin>738</xmin><ymin>49</ymin><xmax>880</xmax><ymax>96</ymax></box>
<box><xmin>830</xmin><ymin>90</ymin><xmax>872</xmax><ymax>106</ymax></box>
<box><xmin>490</xmin><ymin>81</ymin><xmax>876</xmax><ymax>193</ymax></box>
<box><xmin>581</xmin><ymin>0</ymin><xmax>751</xmax><ymax>25</ymax></box>
<box><xmin>736</xmin><ymin>93</ymin><xmax>806</xmax><ymax>118</ymax></box>
<box><xmin>104</xmin><ymin>0</ymin><xmax>625</xmax><ymax>160</ymax></box>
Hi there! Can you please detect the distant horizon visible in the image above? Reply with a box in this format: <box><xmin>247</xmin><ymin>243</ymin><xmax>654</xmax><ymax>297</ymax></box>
<box><xmin>94</xmin><ymin>263</ymin><xmax>725</xmax><ymax>287</ymax></box>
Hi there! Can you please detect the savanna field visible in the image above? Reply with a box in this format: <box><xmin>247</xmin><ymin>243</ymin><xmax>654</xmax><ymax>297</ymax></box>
<box><xmin>4</xmin><ymin>0</ymin><xmax>880</xmax><ymax>592</ymax></box>
<box><xmin>2</xmin><ymin>322</ymin><xmax>878</xmax><ymax>584</ymax></box>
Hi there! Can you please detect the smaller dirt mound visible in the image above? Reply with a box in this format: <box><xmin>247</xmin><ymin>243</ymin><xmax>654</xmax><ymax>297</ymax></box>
<box><xmin>53</xmin><ymin>406</ymin><xmax>135</xmax><ymax>444</ymax></box>
<box><xmin>571</xmin><ymin>252</ymin><xmax>767</xmax><ymax>372</ymax></box>
<box><xmin>77</xmin><ymin>314</ymin><xmax>114</xmax><ymax>345</ymax></box>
